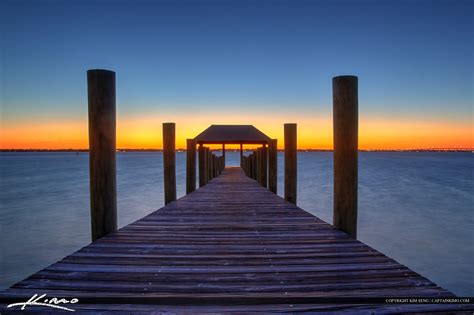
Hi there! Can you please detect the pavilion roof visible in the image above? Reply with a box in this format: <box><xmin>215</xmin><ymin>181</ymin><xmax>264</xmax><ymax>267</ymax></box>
<box><xmin>194</xmin><ymin>125</ymin><xmax>271</xmax><ymax>144</ymax></box>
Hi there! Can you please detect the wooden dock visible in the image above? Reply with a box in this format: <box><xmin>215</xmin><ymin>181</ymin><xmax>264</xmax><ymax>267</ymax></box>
<box><xmin>0</xmin><ymin>167</ymin><xmax>470</xmax><ymax>313</ymax></box>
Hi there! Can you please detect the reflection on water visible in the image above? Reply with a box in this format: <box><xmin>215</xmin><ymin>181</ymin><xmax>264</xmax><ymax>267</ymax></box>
<box><xmin>0</xmin><ymin>152</ymin><xmax>472</xmax><ymax>295</ymax></box>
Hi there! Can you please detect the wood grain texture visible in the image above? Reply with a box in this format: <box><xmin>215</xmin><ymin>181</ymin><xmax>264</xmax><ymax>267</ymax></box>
<box><xmin>256</xmin><ymin>148</ymin><xmax>261</xmax><ymax>184</ymax></box>
<box><xmin>205</xmin><ymin>147</ymin><xmax>210</xmax><ymax>184</ymax></box>
<box><xmin>163</xmin><ymin>123</ymin><xmax>176</xmax><ymax>205</ymax></box>
<box><xmin>198</xmin><ymin>144</ymin><xmax>206</xmax><ymax>187</ymax></box>
<box><xmin>259</xmin><ymin>144</ymin><xmax>268</xmax><ymax>188</ymax></box>
<box><xmin>186</xmin><ymin>139</ymin><xmax>196</xmax><ymax>194</ymax></box>
<box><xmin>222</xmin><ymin>144</ymin><xmax>225</xmax><ymax>167</ymax></box>
<box><xmin>1</xmin><ymin>167</ymin><xmax>469</xmax><ymax>313</ymax></box>
<box><xmin>333</xmin><ymin>75</ymin><xmax>358</xmax><ymax>238</ymax></box>
<box><xmin>268</xmin><ymin>139</ymin><xmax>278</xmax><ymax>194</ymax></box>
<box><xmin>240</xmin><ymin>143</ymin><xmax>243</xmax><ymax>166</ymax></box>
<box><xmin>87</xmin><ymin>69</ymin><xmax>117</xmax><ymax>242</ymax></box>
<box><xmin>284</xmin><ymin>123</ymin><xmax>297</xmax><ymax>204</ymax></box>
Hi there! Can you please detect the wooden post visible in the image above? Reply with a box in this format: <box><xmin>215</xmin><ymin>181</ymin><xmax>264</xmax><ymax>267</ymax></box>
<box><xmin>246</xmin><ymin>156</ymin><xmax>249</xmax><ymax>176</ymax></box>
<box><xmin>259</xmin><ymin>144</ymin><xmax>267</xmax><ymax>188</ymax></box>
<box><xmin>254</xmin><ymin>152</ymin><xmax>257</xmax><ymax>180</ymax></box>
<box><xmin>333</xmin><ymin>75</ymin><xmax>358</xmax><ymax>238</ymax></box>
<box><xmin>246</xmin><ymin>155</ymin><xmax>249</xmax><ymax>175</ymax></box>
<box><xmin>240</xmin><ymin>144</ymin><xmax>243</xmax><ymax>166</ymax></box>
<box><xmin>198</xmin><ymin>144</ymin><xmax>206</xmax><ymax>187</ymax></box>
<box><xmin>213</xmin><ymin>154</ymin><xmax>217</xmax><ymax>177</ymax></box>
<box><xmin>215</xmin><ymin>155</ymin><xmax>218</xmax><ymax>176</ymax></box>
<box><xmin>212</xmin><ymin>154</ymin><xmax>216</xmax><ymax>178</ymax></box>
<box><xmin>186</xmin><ymin>138</ymin><xmax>196</xmax><ymax>194</ymax></box>
<box><xmin>250</xmin><ymin>154</ymin><xmax>254</xmax><ymax>178</ymax></box>
<box><xmin>206</xmin><ymin>148</ymin><xmax>212</xmax><ymax>181</ymax></box>
<box><xmin>284</xmin><ymin>123</ymin><xmax>297</xmax><ymax>204</ymax></box>
<box><xmin>248</xmin><ymin>154</ymin><xmax>252</xmax><ymax>178</ymax></box>
<box><xmin>222</xmin><ymin>144</ymin><xmax>226</xmax><ymax>167</ymax></box>
<box><xmin>252</xmin><ymin>152</ymin><xmax>257</xmax><ymax>180</ymax></box>
<box><xmin>256</xmin><ymin>149</ymin><xmax>261</xmax><ymax>183</ymax></box>
<box><xmin>87</xmin><ymin>69</ymin><xmax>117</xmax><ymax>242</ymax></box>
<box><xmin>163</xmin><ymin>122</ymin><xmax>176</xmax><ymax>205</ymax></box>
<box><xmin>205</xmin><ymin>147</ymin><xmax>210</xmax><ymax>184</ymax></box>
<box><xmin>268</xmin><ymin>139</ymin><xmax>277</xmax><ymax>194</ymax></box>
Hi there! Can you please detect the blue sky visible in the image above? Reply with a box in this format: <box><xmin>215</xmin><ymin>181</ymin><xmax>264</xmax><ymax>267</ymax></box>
<box><xmin>1</xmin><ymin>0</ymin><xmax>473</xmax><ymax>148</ymax></box>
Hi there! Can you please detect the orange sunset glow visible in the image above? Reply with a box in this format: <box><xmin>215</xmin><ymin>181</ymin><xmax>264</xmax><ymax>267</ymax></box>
<box><xmin>1</xmin><ymin>114</ymin><xmax>472</xmax><ymax>150</ymax></box>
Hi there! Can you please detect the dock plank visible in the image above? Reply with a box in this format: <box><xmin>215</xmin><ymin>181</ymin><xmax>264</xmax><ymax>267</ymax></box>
<box><xmin>0</xmin><ymin>167</ymin><xmax>471</xmax><ymax>313</ymax></box>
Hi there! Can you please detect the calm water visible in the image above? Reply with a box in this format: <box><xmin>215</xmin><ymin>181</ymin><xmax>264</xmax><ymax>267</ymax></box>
<box><xmin>0</xmin><ymin>152</ymin><xmax>473</xmax><ymax>295</ymax></box>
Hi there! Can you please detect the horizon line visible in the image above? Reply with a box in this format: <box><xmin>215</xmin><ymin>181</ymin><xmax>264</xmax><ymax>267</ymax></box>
<box><xmin>1</xmin><ymin>148</ymin><xmax>473</xmax><ymax>152</ymax></box>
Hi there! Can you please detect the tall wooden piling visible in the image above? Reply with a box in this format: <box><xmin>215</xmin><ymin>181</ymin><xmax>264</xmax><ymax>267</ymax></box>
<box><xmin>256</xmin><ymin>149</ymin><xmax>261</xmax><ymax>183</ymax></box>
<box><xmin>214</xmin><ymin>154</ymin><xmax>218</xmax><ymax>177</ymax></box>
<box><xmin>163</xmin><ymin>123</ymin><xmax>176</xmax><ymax>205</ymax></box>
<box><xmin>87</xmin><ymin>69</ymin><xmax>117</xmax><ymax>242</ymax></box>
<box><xmin>284</xmin><ymin>123</ymin><xmax>297</xmax><ymax>204</ymax></box>
<box><xmin>186</xmin><ymin>139</ymin><xmax>196</xmax><ymax>194</ymax></box>
<box><xmin>248</xmin><ymin>154</ymin><xmax>252</xmax><ymax>178</ymax></box>
<box><xmin>254</xmin><ymin>152</ymin><xmax>258</xmax><ymax>180</ymax></box>
<box><xmin>268</xmin><ymin>139</ymin><xmax>277</xmax><ymax>194</ymax></box>
<box><xmin>222</xmin><ymin>144</ymin><xmax>226</xmax><ymax>167</ymax></box>
<box><xmin>198</xmin><ymin>144</ymin><xmax>206</xmax><ymax>187</ymax></box>
<box><xmin>206</xmin><ymin>147</ymin><xmax>212</xmax><ymax>184</ymax></box>
<box><xmin>333</xmin><ymin>75</ymin><xmax>358</xmax><ymax>238</ymax></box>
<box><xmin>240</xmin><ymin>144</ymin><xmax>243</xmax><ymax>166</ymax></box>
<box><xmin>211</xmin><ymin>154</ymin><xmax>215</xmax><ymax>178</ymax></box>
<box><xmin>250</xmin><ymin>154</ymin><xmax>254</xmax><ymax>179</ymax></box>
<box><xmin>259</xmin><ymin>144</ymin><xmax>268</xmax><ymax>188</ymax></box>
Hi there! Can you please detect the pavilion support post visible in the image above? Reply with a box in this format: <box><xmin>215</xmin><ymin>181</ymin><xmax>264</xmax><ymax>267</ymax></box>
<box><xmin>186</xmin><ymin>138</ymin><xmax>196</xmax><ymax>194</ymax></box>
<box><xmin>268</xmin><ymin>139</ymin><xmax>278</xmax><ymax>194</ymax></box>
<box><xmin>333</xmin><ymin>75</ymin><xmax>358</xmax><ymax>239</ymax></box>
<box><xmin>259</xmin><ymin>144</ymin><xmax>267</xmax><ymax>188</ymax></box>
<box><xmin>198</xmin><ymin>144</ymin><xmax>206</xmax><ymax>187</ymax></box>
<box><xmin>87</xmin><ymin>69</ymin><xmax>117</xmax><ymax>242</ymax></box>
<box><xmin>163</xmin><ymin>122</ymin><xmax>176</xmax><ymax>205</ymax></box>
<box><xmin>284</xmin><ymin>123</ymin><xmax>297</xmax><ymax>204</ymax></box>
<box><xmin>240</xmin><ymin>144</ymin><xmax>243</xmax><ymax>166</ymax></box>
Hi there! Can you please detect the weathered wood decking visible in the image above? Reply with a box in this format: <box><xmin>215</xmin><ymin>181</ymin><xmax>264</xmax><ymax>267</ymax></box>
<box><xmin>0</xmin><ymin>167</ymin><xmax>471</xmax><ymax>313</ymax></box>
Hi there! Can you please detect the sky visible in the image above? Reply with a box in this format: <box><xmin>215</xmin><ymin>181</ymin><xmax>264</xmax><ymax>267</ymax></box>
<box><xmin>0</xmin><ymin>0</ymin><xmax>472</xmax><ymax>150</ymax></box>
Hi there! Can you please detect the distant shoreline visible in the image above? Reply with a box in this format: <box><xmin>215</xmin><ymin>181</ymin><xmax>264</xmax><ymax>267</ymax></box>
<box><xmin>1</xmin><ymin>149</ymin><xmax>472</xmax><ymax>153</ymax></box>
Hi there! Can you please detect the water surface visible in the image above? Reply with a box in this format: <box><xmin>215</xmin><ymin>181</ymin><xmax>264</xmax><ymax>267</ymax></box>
<box><xmin>0</xmin><ymin>152</ymin><xmax>472</xmax><ymax>295</ymax></box>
